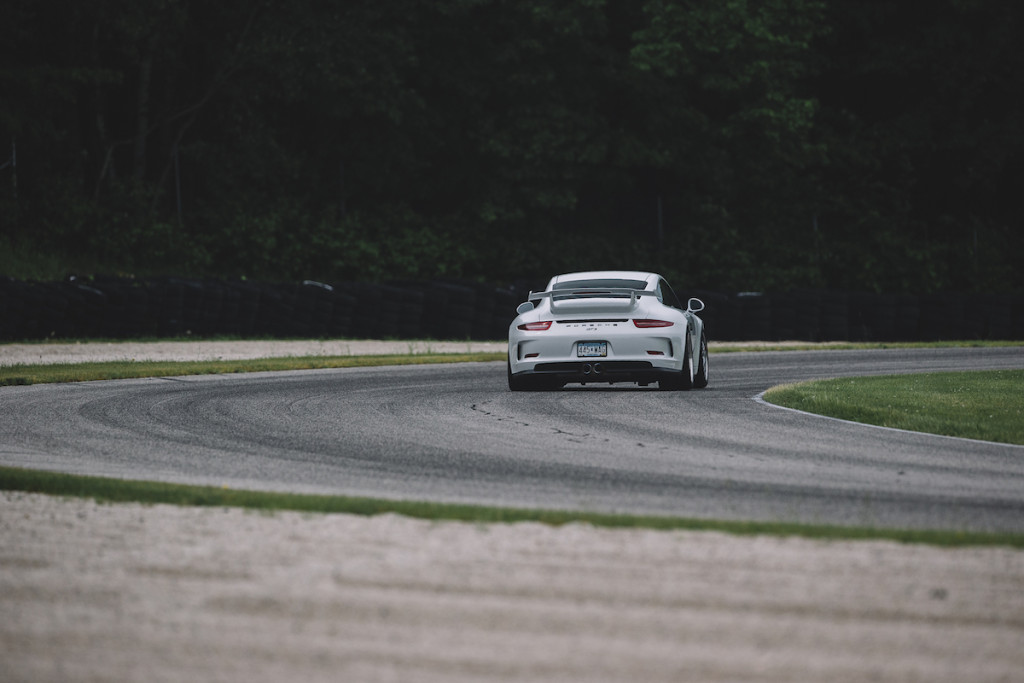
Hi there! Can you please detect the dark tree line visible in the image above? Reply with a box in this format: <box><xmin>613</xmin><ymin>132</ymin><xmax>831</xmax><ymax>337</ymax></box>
<box><xmin>2</xmin><ymin>0</ymin><xmax>1021</xmax><ymax>293</ymax></box>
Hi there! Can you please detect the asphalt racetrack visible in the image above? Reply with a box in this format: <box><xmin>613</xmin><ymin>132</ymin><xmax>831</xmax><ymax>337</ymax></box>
<box><xmin>2</xmin><ymin>347</ymin><xmax>1023</xmax><ymax>533</ymax></box>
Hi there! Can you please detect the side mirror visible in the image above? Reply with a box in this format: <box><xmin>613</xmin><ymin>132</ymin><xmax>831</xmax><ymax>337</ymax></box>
<box><xmin>687</xmin><ymin>298</ymin><xmax>705</xmax><ymax>313</ymax></box>
<box><xmin>516</xmin><ymin>301</ymin><xmax>535</xmax><ymax>315</ymax></box>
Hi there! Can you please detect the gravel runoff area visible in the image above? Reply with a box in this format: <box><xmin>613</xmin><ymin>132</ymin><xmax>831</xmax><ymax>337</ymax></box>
<box><xmin>2</xmin><ymin>340</ymin><xmax>1023</xmax><ymax>681</ymax></box>
<box><xmin>3</xmin><ymin>491</ymin><xmax>1023</xmax><ymax>683</ymax></box>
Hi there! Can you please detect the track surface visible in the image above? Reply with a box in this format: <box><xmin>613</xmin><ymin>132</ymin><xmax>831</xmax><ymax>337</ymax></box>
<box><xmin>2</xmin><ymin>347</ymin><xmax>1023</xmax><ymax>532</ymax></box>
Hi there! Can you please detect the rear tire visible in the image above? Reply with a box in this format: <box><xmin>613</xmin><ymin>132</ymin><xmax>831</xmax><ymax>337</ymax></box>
<box><xmin>660</xmin><ymin>335</ymin><xmax>694</xmax><ymax>391</ymax></box>
<box><xmin>508</xmin><ymin>360</ymin><xmax>530</xmax><ymax>391</ymax></box>
<box><xmin>694</xmin><ymin>331</ymin><xmax>709</xmax><ymax>389</ymax></box>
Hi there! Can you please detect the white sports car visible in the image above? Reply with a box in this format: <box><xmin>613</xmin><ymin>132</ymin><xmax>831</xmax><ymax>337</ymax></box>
<box><xmin>508</xmin><ymin>271</ymin><xmax>709</xmax><ymax>391</ymax></box>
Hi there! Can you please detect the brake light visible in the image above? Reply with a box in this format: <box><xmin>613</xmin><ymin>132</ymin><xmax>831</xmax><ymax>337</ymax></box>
<box><xmin>633</xmin><ymin>319</ymin><xmax>674</xmax><ymax>328</ymax></box>
<box><xmin>518</xmin><ymin>321</ymin><xmax>553</xmax><ymax>331</ymax></box>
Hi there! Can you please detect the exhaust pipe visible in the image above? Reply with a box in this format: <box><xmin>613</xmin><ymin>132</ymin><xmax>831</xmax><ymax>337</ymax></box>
<box><xmin>593</xmin><ymin>363</ymin><xmax>603</xmax><ymax>374</ymax></box>
<box><xmin>582</xmin><ymin>363</ymin><xmax>592</xmax><ymax>375</ymax></box>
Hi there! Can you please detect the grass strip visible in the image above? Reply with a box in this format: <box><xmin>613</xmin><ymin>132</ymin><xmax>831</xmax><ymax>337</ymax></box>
<box><xmin>2</xmin><ymin>465</ymin><xmax>1022</xmax><ymax>548</ymax></box>
<box><xmin>0</xmin><ymin>352</ymin><xmax>506</xmax><ymax>386</ymax></box>
<box><xmin>764</xmin><ymin>370</ymin><xmax>1024</xmax><ymax>446</ymax></box>
<box><xmin>711</xmin><ymin>340</ymin><xmax>1024</xmax><ymax>353</ymax></box>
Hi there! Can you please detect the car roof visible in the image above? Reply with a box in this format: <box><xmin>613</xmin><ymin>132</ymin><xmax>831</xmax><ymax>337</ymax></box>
<box><xmin>547</xmin><ymin>271</ymin><xmax>660</xmax><ymax>291</ymax></box>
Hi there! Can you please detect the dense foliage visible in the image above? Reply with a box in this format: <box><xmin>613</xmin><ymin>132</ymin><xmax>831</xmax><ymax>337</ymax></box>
<box><xmin>2</xmin><ymin>0</ymin><xmax>1021</xmax><ymax>292</ymax></box>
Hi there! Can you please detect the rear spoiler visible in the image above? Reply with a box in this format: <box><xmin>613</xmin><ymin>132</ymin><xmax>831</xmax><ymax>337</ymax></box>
<box><xmin>528</xmin><ymin>288</ymin><xmax>659</xmax><ymax>308</ymax></box>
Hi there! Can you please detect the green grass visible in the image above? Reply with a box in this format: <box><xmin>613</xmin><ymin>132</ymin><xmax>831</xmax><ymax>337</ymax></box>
<box><xmin>3</xmin><ymin>464</ymin><xmax>1022</xmax><ymax>547</ymax></box>
<box><xmin>764</xmin><ymin>370</ymin><xmax>1024</xmax><ymax>446</ymax></box>
<box><xmin>0</xmin><ymin>352</ymin><xmax>506</xmax><ymax>386</ymax></box>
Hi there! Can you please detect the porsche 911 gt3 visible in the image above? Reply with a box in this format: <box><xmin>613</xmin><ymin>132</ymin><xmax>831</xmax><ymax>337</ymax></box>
<box><xmin>508</xmin><ymin>271</ymin><xmax>708</xmax><ymax>391</ymax></box>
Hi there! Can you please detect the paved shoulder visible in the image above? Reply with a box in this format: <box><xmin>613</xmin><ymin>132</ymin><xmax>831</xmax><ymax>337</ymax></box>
<box><xmin>0</xmin><ymin>340</ymin><xmax>507</xmax><ymax>365</ymax></box>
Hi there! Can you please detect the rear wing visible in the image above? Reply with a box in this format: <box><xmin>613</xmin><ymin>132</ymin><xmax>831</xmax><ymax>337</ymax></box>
<box><xmin>528</xmin><ymin>287</ymin><xmax>659</xmax><ymax>310</ymax></box>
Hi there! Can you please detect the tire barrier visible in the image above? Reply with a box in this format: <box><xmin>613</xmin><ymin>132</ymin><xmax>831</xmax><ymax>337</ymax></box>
<box><xmin>1</xmin><ymin>276</ymin><xmax>1022</xmax><ymax>342</ymax></box>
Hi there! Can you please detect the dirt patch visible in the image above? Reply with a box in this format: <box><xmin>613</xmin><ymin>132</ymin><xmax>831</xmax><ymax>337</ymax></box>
<box><xmin>2</xmin><ymin>491</ymin><xmax>1022</xmax><ymax>682</ymax></box>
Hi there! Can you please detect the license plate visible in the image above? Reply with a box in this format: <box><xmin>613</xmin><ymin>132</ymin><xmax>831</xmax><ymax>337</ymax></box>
<box><xmin>577</xmin><ymin>341</ymin><xmax>607</xmax><ymax>357</ymax></box>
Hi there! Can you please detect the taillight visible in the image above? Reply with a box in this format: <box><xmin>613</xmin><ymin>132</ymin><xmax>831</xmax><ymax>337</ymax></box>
<box><xmin>633</xmin><ymin>319</ymin><xmax>674</xmax><ymax>328</ymax></box>
<box><xmin>518</xmin><ymin>321</ymin><xmax>553</xmax><ymax>331</ymax></box>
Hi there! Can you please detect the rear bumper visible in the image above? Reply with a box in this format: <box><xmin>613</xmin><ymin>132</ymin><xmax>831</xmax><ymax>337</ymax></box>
<box><xmin>508</xmin><ymin>319</ymin><xmax>688</xmax><ymax>385</ymax></box>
